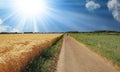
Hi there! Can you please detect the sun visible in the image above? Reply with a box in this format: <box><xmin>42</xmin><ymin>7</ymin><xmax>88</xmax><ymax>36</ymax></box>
<box><xmin>15</xmin><ymin>0</ymin><xmax>47</xmax><ymax>17</ymax></box>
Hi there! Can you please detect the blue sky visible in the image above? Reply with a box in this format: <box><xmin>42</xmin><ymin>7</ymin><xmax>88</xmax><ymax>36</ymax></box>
<box><xmin>0</xmin><ymin>0</ymin><xmax>120</xmax><ymax>32</ymax></box>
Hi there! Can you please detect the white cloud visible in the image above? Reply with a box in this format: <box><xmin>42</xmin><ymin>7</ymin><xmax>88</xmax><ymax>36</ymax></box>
<box><xmin>0</xmin><ymin>25</ymin><xmax>11</xmax><ymax>32</ymax></box>
<box><xmin>107</xmin><ymin>0</ymin><xmax>120</xmax><ymax>22</ymax></box>
<box><xmin>0</xmin><ymin>25</ymin><xmax>20</xmax><ymax>32</ymax></box>
<box><xmin>0</xmin><ymin>18</ymin><xmax>19</xmax><ymax>32</ymax></box>
<box><xmin>0</xmin><ymin>19</ymin><xmax>12</xmax><ymax>32</ymax></box>
<box><xmin>86</xmin><ymin>1</ymin><xmax>101</xmax><ymax>10</ymax></box>
<box><xmin>0</xmin><ymin>19</ymin><xmax>3</xmax><ymax>24</ymax></box>
<box><xmin>11</xmin><ymin>28</ymin><xmax>19</xmax><ymax>32</ymax></box>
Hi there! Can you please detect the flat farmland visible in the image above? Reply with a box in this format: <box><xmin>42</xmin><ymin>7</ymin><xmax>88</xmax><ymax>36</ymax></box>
<box><xmin>0</xmin><ymin>34</ymin><xmax>62</xmax><ymax>72</ymax></box>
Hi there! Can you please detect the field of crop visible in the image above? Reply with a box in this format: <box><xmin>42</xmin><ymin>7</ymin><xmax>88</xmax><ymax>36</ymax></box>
<box><xmin>0</xmin><ymin>34</ymin><xmax>62</xmax><ymax>72</ymax></box>
<box><xmin>71</xmin><ymin>33</ymin><xmax>120</xmax><ymax>68</ymax></box>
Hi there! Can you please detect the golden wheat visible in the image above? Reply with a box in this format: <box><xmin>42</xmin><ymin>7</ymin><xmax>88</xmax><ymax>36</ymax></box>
<box><xmin>0</xmin><ymin>34</ymin><xmax>62</xmax><ymax>72</ymax></box>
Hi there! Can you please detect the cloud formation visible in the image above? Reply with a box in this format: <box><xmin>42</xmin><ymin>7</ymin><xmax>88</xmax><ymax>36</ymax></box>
<box><xmin>0</xmin><ymin>25</ymin><xmax>19</xmax><ymax>32</ymax></box>
<box><xmin>0</xmin><ymin>19</ymin><xmax>12</xmax><ymax>32</ymax></box>
<box><xmin>0</xmin><ymin>25</ymin><xmax>11</xmax><ymax>32</ymax></box>
<box><xmin>86</xmin><ymin>1</ymin><xmax>101</xmax><ymax>10</ymax></box>
<box><xmin>0</xmin><ymin>18</ymin><xmax>19</xmax><ymax>32</ymax></box>
<box><xmin>107</xmin><ymin>0</ymin><xmax>120</xmax><ymax>22</ymax></box>
<box><xmin>11</xmin><ymin>28</ymin><xmax>19</xmax><ymax>32</ymax></box>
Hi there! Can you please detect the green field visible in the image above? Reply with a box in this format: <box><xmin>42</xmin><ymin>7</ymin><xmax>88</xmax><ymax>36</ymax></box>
<box><xmin>70</xmin><ymin>33</ymin><xmax>120</xmax><ymax>67</ymax></box>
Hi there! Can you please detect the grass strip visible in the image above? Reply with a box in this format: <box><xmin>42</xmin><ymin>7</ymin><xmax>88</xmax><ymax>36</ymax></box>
<box><xmin>23</xmin><ymin>37</ymin><xmax>63</xmax><ymax>72</ymax></box>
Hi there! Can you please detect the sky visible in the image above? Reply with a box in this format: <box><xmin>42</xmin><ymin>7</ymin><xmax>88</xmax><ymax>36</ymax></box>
<box><xmin>0</xmin><ymin>0</ymin><xmax>120</xmax><ymax>32</ymax></box>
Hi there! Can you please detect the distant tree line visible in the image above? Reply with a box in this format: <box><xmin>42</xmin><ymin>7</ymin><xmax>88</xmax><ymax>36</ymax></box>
<box><xmin>67</xmin><ymin>30</ymin><xmax>120</xmax><ymax>33</ymax></box>
<box><xmin>0</xmin><ymin>30</ymin><xmax>120</xmax><ymax>34</ymax></box>
<box><xmin>0</xmin><ymin>32</ymin><xmax>65</xmax><ymax>34</ymax></box>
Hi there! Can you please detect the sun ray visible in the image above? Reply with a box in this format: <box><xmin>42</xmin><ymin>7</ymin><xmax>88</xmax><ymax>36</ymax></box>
<box><xmin>32</xmin><ymin>17</ymin><xmax>38</xmax><ymax>32</ymax></box>
<box><xmin>15</xmin><ymin>16</ymin><xmax>27</xmax><ymax>32</ymax></box>
<box><xmin>37</xmin><ymin>17</ymin><xmax>48</xmax><ymax>32</ymax></box>
<box><xmin>3</xmin><ymin>11</ymin><xmax>17</xmax><ymax>22</ymax></box>
<box><xmin>45</xmin><ymin>8</ymin><xmax>79</xmax><ymax>30</ymax></box>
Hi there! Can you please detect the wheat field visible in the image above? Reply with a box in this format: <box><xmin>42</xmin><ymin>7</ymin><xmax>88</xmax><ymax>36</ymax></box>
<box><xmin>0</xmin><ymin>34</ymin><xmax>62</xmax><ymax>72</ymax></box>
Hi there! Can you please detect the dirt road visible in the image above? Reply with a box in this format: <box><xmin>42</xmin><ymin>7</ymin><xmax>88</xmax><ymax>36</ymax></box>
<box><xmin>56</xmin><ymin>35</ymin><xmax>118</xmax><ymax>72</ymax></box>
